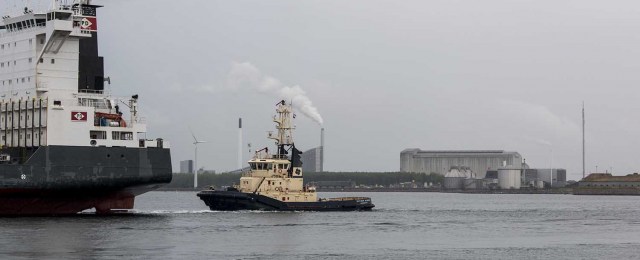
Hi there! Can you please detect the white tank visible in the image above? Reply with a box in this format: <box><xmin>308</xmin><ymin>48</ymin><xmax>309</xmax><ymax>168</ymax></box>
<box><xmin>444</xmin><ymin>167</ymin><xmax>465</xmax><ymax>189</ymax></box>
<box><xmin>498</xmin><ymin>167</ymin><xmax>521</xmax><ymax>189</ymax></box>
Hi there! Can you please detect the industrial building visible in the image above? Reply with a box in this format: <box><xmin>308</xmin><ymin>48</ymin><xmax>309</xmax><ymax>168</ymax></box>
<box><xmin>302</xmin><ymin>146</ymin><xmax>323</xmax><ymax>173</ymax></box>
<box><xmin>180</xmin><ymin>160</ymin><xmax>194</xmax><ymax>174</ymax></box>
<box><xmin>524</xmin><ymin>169</ymin><xmax>567</xmax><ymax>188</ymax></box>
<box><xmin>575</xmin><ymin>173</ymin><xmax>640</xmax><ymax>195</ymax></box>
<box><xmin>302</xmin><ymin>128</ymin><xmax>325</xmax><ymax>173</ymax></box>
<box><xmin>400</xmin><ymin>149</ymin><xmax>523</xmax><ymax>178</ymax></box>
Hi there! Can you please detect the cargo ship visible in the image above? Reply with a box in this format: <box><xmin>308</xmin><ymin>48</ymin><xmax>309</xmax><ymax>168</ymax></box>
<box><xmin>197</xmin><ymin>100</ymin><xmax>374</xmax><ymax>211</ymax></box>
<box><xmin>0</xmin><ymin>1</ymin><xmax>172</xmax><ymax>215</ymax></box>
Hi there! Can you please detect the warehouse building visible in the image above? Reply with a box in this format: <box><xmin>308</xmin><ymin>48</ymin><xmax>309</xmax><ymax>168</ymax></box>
<box><xmin>400</xmin><ymin>149</ymin><xmax>523</xmax><ymax>178</ymax></box>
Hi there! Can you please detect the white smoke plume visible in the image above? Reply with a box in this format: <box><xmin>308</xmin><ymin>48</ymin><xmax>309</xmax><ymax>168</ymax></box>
<box><xmin>227</xmin><ymin>62</ymin><xmax>324</xmax><ymax>125</ymax></box>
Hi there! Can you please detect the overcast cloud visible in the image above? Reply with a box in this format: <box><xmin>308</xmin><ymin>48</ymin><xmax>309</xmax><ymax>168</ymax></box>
<box><xmin>5</xmin><ymin>0</ymin><xmax>640</xmax><ymax>180</ymax></box>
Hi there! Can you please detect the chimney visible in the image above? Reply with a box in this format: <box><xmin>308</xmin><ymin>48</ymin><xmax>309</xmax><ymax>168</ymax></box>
<box><xmin>320</xmin><ymin>128</ymin><xmax>325</xmax><ymax>172</ymax></box>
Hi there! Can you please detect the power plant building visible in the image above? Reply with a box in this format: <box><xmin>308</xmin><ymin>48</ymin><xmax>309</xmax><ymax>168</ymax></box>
<box><xmin>180</xmin><ymin>160</ymin><xmax>194</xmax><ymax>174</ymax></box>
<box><xmin>400</xmin><ymin>149</ymin><xmax>523</xmax><ymax>178</ymax></box>
<box><xmin>302</xmin><ymin>128</ymin><xmax>325</xmax><ymax>173</ymax></box>
<box><xmin>302</xmin><ymin>146</ymin><xmax>323</xmax><ymax>173</ymax></box>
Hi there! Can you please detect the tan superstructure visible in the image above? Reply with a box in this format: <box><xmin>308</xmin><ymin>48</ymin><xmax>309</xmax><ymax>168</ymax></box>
<box><xmin>236</xmin><ymin>101</ymin><xmax>317</xmax><ymax>202</ymax></box>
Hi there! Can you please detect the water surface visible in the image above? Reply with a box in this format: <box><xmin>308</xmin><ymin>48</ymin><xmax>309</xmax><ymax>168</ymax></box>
<box><xmin>1</xmin><ymin>192</ymin><xmax>640</xmax><ymax>259</ymax></box>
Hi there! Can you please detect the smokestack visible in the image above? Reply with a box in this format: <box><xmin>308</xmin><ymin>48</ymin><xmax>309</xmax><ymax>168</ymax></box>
<box><xmin>320</xmin><ymin>128</ymin><xmax>324</xmax><ymax>172</ymax></box>
<box><xmin>238</xmin><ymin>118</ymin><xmax>243</xmax><ymax>170</ymax></box>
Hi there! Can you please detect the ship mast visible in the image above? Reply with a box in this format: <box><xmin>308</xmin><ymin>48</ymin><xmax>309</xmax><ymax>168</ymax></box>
<box><xmin>268</xmin><ymin>100</ymin><xmax>295</xmax><ymax>156</ymax></box>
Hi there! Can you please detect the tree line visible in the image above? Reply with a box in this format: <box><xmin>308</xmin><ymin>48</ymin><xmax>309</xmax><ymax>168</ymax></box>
<box><xmin>164</xmin><ymin>171</ymin><xmax>443</xmax><ymax>189</ymax></box>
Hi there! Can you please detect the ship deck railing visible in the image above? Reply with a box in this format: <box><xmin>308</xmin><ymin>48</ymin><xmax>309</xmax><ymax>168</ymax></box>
<box><xmin>79</xmin><ymin>89</ymin><xmax>104</xmax><ymax>94</ymax></box>
<box><xmin>320</xmin><ymin>197</ymin><xmax>372</xmax><ymax>202</ymax></box>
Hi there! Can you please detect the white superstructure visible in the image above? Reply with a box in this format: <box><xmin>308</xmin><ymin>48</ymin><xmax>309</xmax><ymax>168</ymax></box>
<box><xmin>0</xmin><ymin>1</ymin><xmax>166</xmax><ymax>150</ymax></box>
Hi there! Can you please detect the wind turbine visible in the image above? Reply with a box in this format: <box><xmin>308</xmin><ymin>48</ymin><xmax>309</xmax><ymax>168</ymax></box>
<box><xmin>190</xmin><ymin>128</ymin><xmax>207</xmax><ymax>188</ymax></box>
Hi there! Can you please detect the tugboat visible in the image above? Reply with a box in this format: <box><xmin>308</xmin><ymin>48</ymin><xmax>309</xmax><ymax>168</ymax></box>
<box><xmin>197</xmin><ymin>100</ymin><xmax>374</xmax><ymax>211</ymax></box>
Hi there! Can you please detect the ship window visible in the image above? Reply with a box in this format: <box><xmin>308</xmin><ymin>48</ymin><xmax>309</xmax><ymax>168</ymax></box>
<box><xmin>267</xmin><ymin>163</ymin><xmax>273</xmax><ymax>170</ymax></box>
<box><xmin>40</xmin><ymin>38</ymin><xmax>44</xmax><ymax>44</ymax></box>
<box><xmin>39</xmin><ymin>58</ymin><xmax>43</xmax><ymax>63</ymax></box>
<box><xmin>21</xmin><ymin>78</ymin><xmax>25</xmax><ymax>83</ymax></box>
<box><xmin>28</xmin><ymin>58</ymin><xmax>32</xmax><ymax>63</ymax></box>
<box><xmin>51</xmin><ymin>59</ymin><xmax>55</xmax><ymax>64</ymax></box>
<box><xmin>112</xmin><ymin>131</ymin><xmax>133</xmax><ymax>140</ymax></box>
<box><xmin>249</xmin><ymin>162</ymin><xmax>256</xmax><ymax>170</ymax></box>
<box><xmin>14</xmin><ymin>61</ymin><xmax>16</xmax><ymax>65</ymax></box>
<box><xmin>90</xmin><ymin>130</ymin><xmax>107</xmax><ymax>140</ymax></box>
<box><xmin>53</xmin><ymin>100</ymin><xmax>61</xmax><ymax>106</ymax></box>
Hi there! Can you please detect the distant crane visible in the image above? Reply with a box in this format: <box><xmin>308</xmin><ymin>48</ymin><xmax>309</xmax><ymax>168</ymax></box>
<box><xmin>190</xmin><ymin>128</ymin><xmax>207</xmax><ymax>188</ymax></box>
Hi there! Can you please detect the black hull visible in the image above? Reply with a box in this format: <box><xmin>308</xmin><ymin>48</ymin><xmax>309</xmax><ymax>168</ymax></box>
<box><xmin>197</xmin><ymin>190</ymin><xmax>374</xmax><ymax>211</ymax></box>
<box><xmin>0</xmin><ymin>145</ymin><xmax>172</xmax><ymax>215</ymax></box>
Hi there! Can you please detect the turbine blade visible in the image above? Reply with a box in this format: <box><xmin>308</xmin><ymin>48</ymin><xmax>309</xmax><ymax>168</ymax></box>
<box><xmin>189</xmin><ymin>127</ymin><xmax>198</xmax><ymax>142</ymax></box>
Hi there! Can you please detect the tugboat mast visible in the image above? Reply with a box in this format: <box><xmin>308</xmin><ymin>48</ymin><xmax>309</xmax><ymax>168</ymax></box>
<box><xmin>268</xmin><ymin>100</ymin><xmax>295</xmax><ymax>156</ymax></box>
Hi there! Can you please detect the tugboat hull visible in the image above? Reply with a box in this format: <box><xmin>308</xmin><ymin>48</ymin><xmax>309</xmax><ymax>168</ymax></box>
<box><xmin>197</xmin><ymin>190</ymin><xmax>374</xmax><ymax>211</ymax></box>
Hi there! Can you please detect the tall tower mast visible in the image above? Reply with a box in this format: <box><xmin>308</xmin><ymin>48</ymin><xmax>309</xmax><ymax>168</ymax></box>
<box><xmin>582</xmin><ymin>102</ymin><xmax>585</xmax><ymax>179</ymax></box>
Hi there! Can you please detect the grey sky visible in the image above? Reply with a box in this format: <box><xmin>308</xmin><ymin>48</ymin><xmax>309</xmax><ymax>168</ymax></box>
<box><xmin>5</xmin><ymin>0</ymin><xmax>640</xmax><ymax>180</ymax></box>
